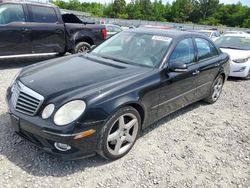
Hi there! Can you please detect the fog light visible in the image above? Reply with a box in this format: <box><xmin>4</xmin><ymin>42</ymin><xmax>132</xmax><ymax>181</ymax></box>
<box><xmin>233</xmin><ymin>66</ymin><xmax>246</xmax><ymax>72</ymax></box>
<box><xmin>54</xmin><ymin>142</ymin><xmax>71</xmax><ymax>151</ymax></box>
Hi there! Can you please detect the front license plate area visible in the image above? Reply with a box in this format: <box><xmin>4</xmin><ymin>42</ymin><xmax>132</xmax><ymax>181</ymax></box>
<box><xmin>10</xmin><ymin>114</ymin><xmax>20</xmax><ymax>132</ymax></box>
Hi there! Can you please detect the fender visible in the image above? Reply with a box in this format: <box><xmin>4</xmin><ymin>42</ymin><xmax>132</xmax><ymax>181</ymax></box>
<box><xmin>102</xmin><ymin>92</ymin><xmax>147</xmax><ymax>125</ymax></box>
<box><xmin>218</xmin><ymin>53</ymin><xmax>230</xmax><ymax>81</ymax></box>
<box><xmin>72</xmin><ymin>30</ymin><xmax>96</xmax><ymax>46</ymax></box>
<box><xmin>76</xmin><ymin>70</ymin><xmax>161</xmax><ymax>130</ymax></box>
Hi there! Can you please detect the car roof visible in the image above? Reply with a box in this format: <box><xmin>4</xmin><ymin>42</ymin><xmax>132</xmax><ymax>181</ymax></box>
<box><xmin>105</xmin><ymin>24</ymin><xmax>120</xmax><ymax>27</ymax></box>
<box><xmin>198</xmin><ymin>30</ymin><xmax>214</xmax><ymax>33</ymax></box>
<box><xmin>126</xmin><ymin>28</ymin><xmax>205</xmax><ymax>39</ymax></box>
<box><xmin>223</xmin><ymin>33</ymin><xmax>250</xmax><ymax>37</ymax></box>
<box><xmin>0</xmin><ymin>0</ymin><xmax>58</xmax><ymax>8</ymax></box>
<box><xmin>224</xmin><ymin>31</ymin><xmax>246</xmax><ymax>34</ymax></box>
<box><xmin>225</xmin><ymin>31</ymin><xmax>242</xmax><ymax>32</ymax></box>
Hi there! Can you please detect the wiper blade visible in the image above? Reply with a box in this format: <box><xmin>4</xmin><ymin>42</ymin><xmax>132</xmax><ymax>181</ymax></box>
<box><xmin>100</xmin><ymin>56</ymin><xmax>131</xmax><ymax>65</ymax></box>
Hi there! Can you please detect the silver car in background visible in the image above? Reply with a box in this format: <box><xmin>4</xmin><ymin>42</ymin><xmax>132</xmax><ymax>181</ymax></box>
<box><xmin>215</xmin><ymin>34</ymin><xmax>250</xmax><ymax>79</ymax></box>
<box><xmin>197</xmin><ymin>30</ymin><xmax>221</xmax><ymax>41</ymax></box>
<box><xmin>104</xmin><ymin>24</ymin><xmax>123</xmax><ymax>38</ymax></box>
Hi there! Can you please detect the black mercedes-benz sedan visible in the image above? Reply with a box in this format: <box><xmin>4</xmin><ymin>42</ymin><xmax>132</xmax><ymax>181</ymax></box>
<box><xmin>6</xmin><ymin>29</ymin><xmax>230</xmax><ymax>160</ymax></box>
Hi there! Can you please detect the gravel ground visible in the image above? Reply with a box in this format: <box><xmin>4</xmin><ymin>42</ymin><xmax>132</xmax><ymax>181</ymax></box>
<box><xmin>0</xmin><ymin>57</ymin><xmax>249</xmax><ymax>188</ymax></box>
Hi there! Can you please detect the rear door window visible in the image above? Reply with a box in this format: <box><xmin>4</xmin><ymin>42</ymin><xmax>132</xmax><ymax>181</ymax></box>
<box><xmin>29</xmin><ymin>5</ymin><xmax>57</xmax><ymax>23</ymax></box>
<box><xmin>0</xmin><ymin>4</ymin><xmax>25</xmax><ymax>24</ymax></box>
<box><xmin>195</xmin><ymin>38</ymin><xmax>218</xmax><ymax>61</ymax></box>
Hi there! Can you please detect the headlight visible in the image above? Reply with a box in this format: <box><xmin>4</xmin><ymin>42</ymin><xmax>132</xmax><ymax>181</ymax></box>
<box><xmin>42</xmin><ymin>104</ymin><xmax>55</xmax><ymax>119</ymax></box>
<box><xmin>232</xmin><ymin>57</ymin><xmax>249</xmax><ymax>63</ymax></box>
<box><xmin>54</xmin><ymin>100</ymin><xmax>86</xmax><ymax>126</ymax></box>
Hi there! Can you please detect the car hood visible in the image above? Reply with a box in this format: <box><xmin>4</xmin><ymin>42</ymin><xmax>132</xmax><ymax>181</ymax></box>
<box><xmin>220</xmin><ymin>48</ymin><xmax>250</xmax><ymax>60</ymax></box>
<box><xmin>19</xmin><ymin>54</ymin><xmax>151</xmax><ymax>99</ymax></box>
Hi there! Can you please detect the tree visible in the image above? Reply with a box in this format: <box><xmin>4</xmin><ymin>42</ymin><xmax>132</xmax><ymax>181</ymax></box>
<box><xmin>243</xmin><ymin>18</ymin><xmax>250</xmax><ymax>28</ymax></box>
<box><xmin>227</xmin><ymin>3</ymin><xmax>250</xmax><ymax>27</ymax></box>
<box><xmin>164</xmin><ymin>3</ymin><xmax>172</xmax><ymax>21</ymax></box>
<box><xmin>52</xmin><ymin>0</ymin><xmax>250</xmax><ymax>28</ymax></box>
<box><xmin>139</xmin><ymin>0</ymin><xmax>153</xmax><ymax>20</ymax></box>
<box><xmin>171</xmin><ymin>0</ymin><xmax>194</xmax><ymax>22</ymax></box>
<box><xmin>53</xmin><ymin>0</ymin><xmax>67</xmax><ymax>9</ymax></box>
<box><xmin>103</xmin><ymin>4</ymin><xmax>115</xmax><ymax>18</ymax></box>
<box><xmin>199</xmin><ymin>17</ymin><xmax>221</xmax><ymax>25</ymax></box>
<box><xmin>113</xmin><ymin>0</ymin><xmax>126</xmax><ymax>17</ymax></box>
<box><xmin>151</xmin><ymin>0</ymin><xmax>166</xmax><ymax>21</ymax></box>
<box><xmin>66</xmin><ymin>0</ymin><xmax>82</xmax><ymax>11</ymax></box>
<box><xmin>192</xmin><ymin>0</ymin><xmax>220</xmax><ymax>21</ymax></box>
<box><xmin>88</xmin><ymin>3</ymin><xmax>104</xmax><ymax>17</ymax></box>
<box><xmin>213</xmin><ymin>3</ymin><xmax>250</xmax><ymax>27</ymax></box>
<box><xmin>127</xmin><ymin>0</ymin><xmax>143</xmax><ymax>19</ymax></box>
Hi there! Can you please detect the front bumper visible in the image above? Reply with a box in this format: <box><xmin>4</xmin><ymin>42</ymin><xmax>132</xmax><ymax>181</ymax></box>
<box><xmin>6</xmin><ymin>89</ymin><xmax>104</xmax><ymax>160</ymax></box>
<box><xmin>229</xmin><ymin>60</ymin><xmax>250</xmax><ymax>78</ymax></box>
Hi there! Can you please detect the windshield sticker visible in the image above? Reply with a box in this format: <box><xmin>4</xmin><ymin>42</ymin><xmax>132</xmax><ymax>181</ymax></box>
<box><xmin>152</xmin><ymin>36</ymin><xmax>172</xmax><ymax>42</ymax></box>
<box><xmin>241</xmin><ymin>39</ymin><xmax>250</xmax><ymax>43</ymax></box>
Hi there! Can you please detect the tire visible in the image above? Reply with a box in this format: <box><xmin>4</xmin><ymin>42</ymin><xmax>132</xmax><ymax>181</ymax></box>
<box><xmin>72</xmin><ymin>42</ymin><xmax>91</xmax><ymax>54</ymax></box>
<box><xmin>98</xmin><ymin>106</ymin><xmax>141</xmax><ymax>160</ymax></box>
<box><xmin>203</xmin><ymin>75</ymin><xmax>224</xmax><ymax>104</ymax></box>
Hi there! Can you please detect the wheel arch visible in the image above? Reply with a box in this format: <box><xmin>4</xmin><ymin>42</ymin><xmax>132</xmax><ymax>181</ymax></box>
<box><xmin>72</xmin><ymin>30</ymin><xmax>95</xmax><ymax>46</ymax></box>
<box><xmin>75</xmin><ymin>36</ymin><xmax>94</xmax><ymax>46</ymax></box>
<box><xmin>106</xmin><ymin>100</ymin><xmax>146</xmax><ymax>129</ymax></box>
<box><xmin>220</xmin><ymin>72</ymin><xmax>226</xmax><ymax>82</ymax></box>
<box><xmin>125</xmin><ymin>103</ymin><xmax>145</xmax><ymax>128</ymax></box>
<box><xmin>217</xmin><ymin>65</ymin><xmax>228</xmax><ymax>82</ymax></box>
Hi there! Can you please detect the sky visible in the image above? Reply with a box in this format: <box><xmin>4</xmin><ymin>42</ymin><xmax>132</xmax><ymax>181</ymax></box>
<box><xmin>83</xmin><ymin>0</ymin><xmax>250</xmax><ymax>6</ymax></box>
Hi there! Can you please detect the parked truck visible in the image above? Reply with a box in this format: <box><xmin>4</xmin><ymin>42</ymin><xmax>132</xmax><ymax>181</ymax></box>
<box><xmin>0</xmin><ymin>1</ymin><xmax>107</xmax><ymax>58</ymax></box>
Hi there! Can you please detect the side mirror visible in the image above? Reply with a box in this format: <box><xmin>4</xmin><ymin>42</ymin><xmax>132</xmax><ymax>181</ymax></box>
<box><xmin>169</xmin><ymin>61</ymin><xmax>188</xmax><ymax>72</ymax></box>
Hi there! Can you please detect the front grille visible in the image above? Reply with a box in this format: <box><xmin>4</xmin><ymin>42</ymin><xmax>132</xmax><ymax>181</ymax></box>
<box><xmin>11</xmin><ymin>81</ymin><xmax>44</xmax><ymax>116</ymax></box>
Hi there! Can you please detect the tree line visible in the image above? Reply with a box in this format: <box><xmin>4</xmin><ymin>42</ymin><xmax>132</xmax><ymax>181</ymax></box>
<box><xmin>52</xmin><ymin>0</ymin><xmax>250</xmax><ymax>28</ymax></box>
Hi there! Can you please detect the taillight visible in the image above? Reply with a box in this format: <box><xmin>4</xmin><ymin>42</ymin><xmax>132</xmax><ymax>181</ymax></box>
<box><xmin>102</xmin><ymin>28</ymin><xmax>107</xmax><ymax>40</ymax></box>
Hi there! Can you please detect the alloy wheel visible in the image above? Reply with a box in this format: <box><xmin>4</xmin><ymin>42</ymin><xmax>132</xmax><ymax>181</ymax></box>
<box><xmin>212</xmin><ymin>77</ymin><xmax>223</xmax><ymax>101</ymax></box>
<box><xmin>78</xmin><ymin>46</ymin><xmax>90</xmax><ymax>53</ymax></box>
<box><xmin>107</xmin><ymin>113</ymin><xmax>139</xmax><ymax>156</ymax></box>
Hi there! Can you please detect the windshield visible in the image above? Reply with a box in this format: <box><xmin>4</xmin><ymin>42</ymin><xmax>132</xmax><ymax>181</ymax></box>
<box><xmin>91</xmin><ymin>32</ymin><xmax>172</xmax><ymax>68</ymax></box>
<box><xmin>197</xmin><ymin>31</ymin><xmax>211</xmax><ymax>37</ymax></box>
<box><xmin>214</xmin><ymin>36</ymin><xmax>250</xmax><ymax>50</ymax></box>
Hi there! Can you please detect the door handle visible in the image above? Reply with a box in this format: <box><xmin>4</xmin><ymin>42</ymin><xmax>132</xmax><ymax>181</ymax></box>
<box><xmin>21</xmin><ymin>28</ymin><xmax>29</xmax><ymax>33</ymax></box>
<box><xmin>192</xmin><ymin>70</ymin><xmax>200</xmax><ymax>75</ymax></box>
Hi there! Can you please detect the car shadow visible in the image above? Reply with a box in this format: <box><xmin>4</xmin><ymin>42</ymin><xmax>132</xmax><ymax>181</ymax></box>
<box><xmin>227</xmin><ymin>77</ymin><xmax>249</xmax><ymax>82</ymax></box>
<box><xmin>0</xmin><ymin>55</ymin><xmax>60</xmax><ymax>70</ymax></box>
<box><xmin>0</xmin><ymin>101</ymin><xmax>205</xmax><ymax>177</ymax></box>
